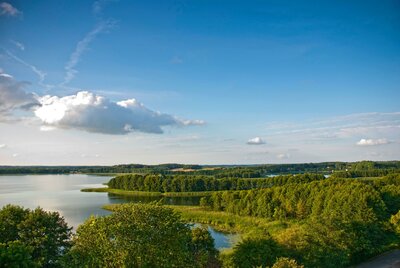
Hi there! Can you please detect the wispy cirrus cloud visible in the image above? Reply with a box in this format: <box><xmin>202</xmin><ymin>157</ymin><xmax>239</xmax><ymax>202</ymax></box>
<box><xmin>264</xmin><ymin>112</ymin><xmax>400</xmax><ymax>143</ymax></box>
<box><xmin>253</xmin><ymin>112</ymin><xmax>399</xmax><ymax>162</ymax></box>
<box><xmin>92</xmin><ymin>0</ymin><xmax>117</xmax><ymax>16</ymax></box>
<box><xmin>0</xmin><ymin>2</ymin><xmax>21</xmax><ymax>17</ymax></box>
<box><xmin>2</xmin><ymin>1</ymin><xmax>117</xmax><ymax>92</ymax></box>
<box><xmin>61</xmin><ymin>0</ymin><xmax>117</xmax><ymax>87</ymax></box>
<box><xmin>61</xmin><ymin>20</ymin><xmax>115</xmax><ymax>86</ymax></box>
<box><xmin>10</xmin><ymin>40</ymin><xmax>25</xmax><ymax>51</ymax></box>
<box><xmin>3</xmin><ymin>49</ymin><xmax>48</xmax><ymax>88</ymax></box>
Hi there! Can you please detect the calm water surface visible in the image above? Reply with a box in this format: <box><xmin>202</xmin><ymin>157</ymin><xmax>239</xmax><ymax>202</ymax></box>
<box><xmin>0</xmin><ymin>174</ymin><xmax>239</xmax><ymax>249</ymax></box>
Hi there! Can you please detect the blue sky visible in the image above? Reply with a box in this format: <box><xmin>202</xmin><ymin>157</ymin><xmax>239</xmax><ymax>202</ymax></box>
<box><xmin>0</xmin><ymin>0</ymin><xmax>399</xmax><ymax>165</ymax></box>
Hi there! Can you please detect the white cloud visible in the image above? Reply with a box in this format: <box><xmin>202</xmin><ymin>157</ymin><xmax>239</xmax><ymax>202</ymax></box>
<box><xmin>181</xmin><ymin>119</ymin><xmax>205</xmax><ymax>126</ymax></box>
<box><xmin>247</xmin><ymin>137</ymin><xmax>265</xmax><ymax>145</ymax></box>
<box><xmin>0</xmin><ymin>2</ymin><xmax>21</xmax><ymax>17</ymax></box>
<box><xmin>277</xmin><ymin>153</ymin><xmax>290</xmax><ymax>159</ymax></box>
<box><xmin>40</xmin><ymin>125</ymin><xmax>56</xmax><ymax>131</ymax></box>
<box><xmin>34</xmin><ymin>91</ymin><xmax>204</xmax><ymax>135</ymax></box>
<box><xmin>0</xmin><ymin>144</ymin><xmax>6</xmax><ymax>149</ymax></box>
<box><xmin>0</xmin><ymin>72</ymin><xmax>39</xmax><ymax>119</ymax></box>
<box><xmin>356</xmin><ymin>138</ymin><xmax>390</xmax><ymax>146</ymax></box>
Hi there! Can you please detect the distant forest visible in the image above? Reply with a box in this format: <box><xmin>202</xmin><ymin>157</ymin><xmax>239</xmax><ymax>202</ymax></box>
<box><xmin>1</xmin><ymin>160</ymin><xmax>400</xmax><ymax>175</ymax></box>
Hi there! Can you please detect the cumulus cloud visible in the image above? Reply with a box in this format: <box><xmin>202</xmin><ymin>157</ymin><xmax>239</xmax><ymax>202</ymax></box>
<box><xmin>0</xmin><ymin>2</ymin><xmax>21</xmax><ymax>17</ymax></box>
<box><xmin>247</xmin><ymin>137</ymin><xmax>265</xmax><ymax>145</ymax></box>
<box><xmin>0</xmin><ymin>73</ymin><xmax>38</xmax><ymax>119</ymax></box>
<box><xmin>34</xmin><ymin>91</ymin><xmax>204</xmax><ymax>134</ymax></box>
<box><xmin>356</xmin><ymin>138</ymin><xmax>390</xmax><ymax>146</ymax></box>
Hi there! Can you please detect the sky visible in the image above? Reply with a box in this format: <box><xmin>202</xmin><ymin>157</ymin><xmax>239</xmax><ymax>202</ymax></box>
<box><xmin>0</xmin><ymin>0</ymin><xmax>399</xmax><ymax>165</ymax></box>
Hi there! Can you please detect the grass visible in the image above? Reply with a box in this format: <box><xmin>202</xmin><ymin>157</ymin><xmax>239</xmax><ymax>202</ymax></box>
<box><xmin>163</xmin><ymin>191</ymin><xmax>215</xmax><ymax>197</ymax></box>
<box><xmin>166</xmin><ymin>205</ymin><xmax>292</xmax><ymax>237</ymax></box>
<box><xmin>81</xmin><ymin>187</ymin><xmax>109</xmax><ymax>192</ymax></box>
<box><xmin>84</xmin><ymin>173</ymin><xmax>121</xmax><ymax>176</ymax></box>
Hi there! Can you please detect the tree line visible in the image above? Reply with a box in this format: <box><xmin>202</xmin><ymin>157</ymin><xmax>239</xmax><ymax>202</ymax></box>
<box><xmin>1</xmin><ymin>161</ymin><xmax>399</xmax><ymax>175</ymax></box>
<box><xmin>200</xmin><ymin>178</ymin><xmax>394</xmax><ymax>221</ymax></box>
<box><xmin>330</xmin><ymin>169</ymin><xmax>399</xmax><ymax>178</ymax></box>
<box><xmin>107</xmin><ymin>173</ymin><xmax>325</xmax><ymax>192</ymax></box>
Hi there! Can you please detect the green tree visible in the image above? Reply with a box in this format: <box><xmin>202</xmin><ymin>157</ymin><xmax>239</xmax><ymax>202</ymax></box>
<box><xmin>0</xmin><ymin>205</ymin><xmax>72</xmax><ymax>267</ymax></box>
<box><xmin>0</xmin><ymin>241</ymin><xmax>36</xmax><ymax>268</ymax></box>
<box><xmin>230</xmin><ymin>236</ymin><xmax>281</xmax><ymax>268</ymax></box>
<box><xmin>0</xmin><ymin>204</ymin><xmax>29</xmax><ymax>242</ymax></box>
<box><xmin>63</xmin><ymin>216</ymin><xmax>126</xmax><ymax>267</ymax></box>
<box><xmin>190</xmin><ymin>227</ymin><xmax>220</xmax><ymax>267</ymax></box>
<box><xmin>390</xmin><ymin>210</ymin><xmax>400</xmax><ymax>234</ymax></box>
<box><xmin>68</xmin><ymin>203</ymin><xmax>218</xmax><ymax>267</ymax></box>
<box><xmin>272</xmin><ymin>257</ymin><xmax>304</xmax><ymax>268</ymax></box>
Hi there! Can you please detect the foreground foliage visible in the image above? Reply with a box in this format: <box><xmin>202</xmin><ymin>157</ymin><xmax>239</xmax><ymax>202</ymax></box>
<box><xmin>0</xmin><ymin>205</ymin><xmax>72</xmax><ymax>267</ymax></box>
<box><xmin>272</xmin><ymin>257</ymin><xmax>304</xmax><ymax>268</ymax></box>
<box><xmin>66</xmin><ymin>203</ymin><xmax>219</xmax><ymax>267</ymax></box>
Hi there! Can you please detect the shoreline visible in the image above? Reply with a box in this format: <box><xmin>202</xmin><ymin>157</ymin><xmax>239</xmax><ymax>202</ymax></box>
<box><xmin>81</xmin><ymin>187</ymin><xmax>216</xmax><ymax>197</ymax></box>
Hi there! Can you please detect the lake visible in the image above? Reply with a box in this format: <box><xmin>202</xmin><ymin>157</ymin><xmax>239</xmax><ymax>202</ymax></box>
<box><xmin>0</xmin><ymin>174</ymin><xmax>239</xmax><ymax>249</ymax></box>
